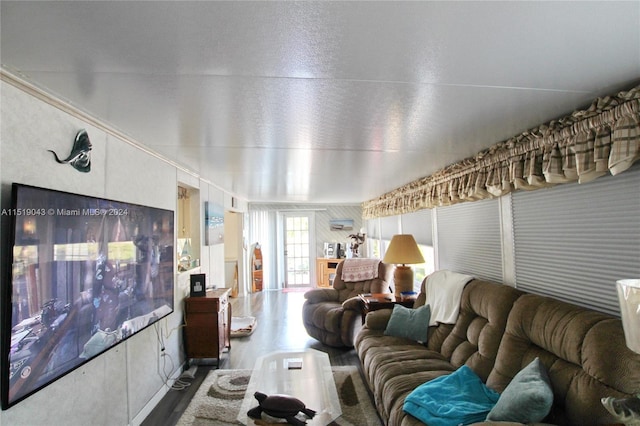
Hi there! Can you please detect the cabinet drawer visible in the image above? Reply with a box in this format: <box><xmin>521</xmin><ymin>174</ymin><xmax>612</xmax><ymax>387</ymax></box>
<box><xmin>185</xmin><ymin>290</ymin><xmax>228</xmax><ymax>313</ymax></box>
<box><xmin>186</xmin><ymin>299</ymin><xmax>221</xmax><ymax>313</ymax></box>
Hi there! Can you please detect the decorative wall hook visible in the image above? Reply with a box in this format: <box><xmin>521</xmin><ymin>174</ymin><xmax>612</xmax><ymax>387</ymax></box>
<box><xmin>49</xmin><ymin>129</ymin><xmax>92</xmax><ymax>172</ymax></box>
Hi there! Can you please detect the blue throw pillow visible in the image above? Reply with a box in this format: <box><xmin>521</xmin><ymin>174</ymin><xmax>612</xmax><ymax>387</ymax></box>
<box><xmin>384</xmin><ymin>303</ymin><xmax>430</xmax><ymax>343</ymax></box>
<box><xmin>404</xmin><ymin>365</ymin><xmax>500</xmax><ymax>426</ymax></box>
<box><xmin>486</xmin><ymin>357</ymin><xmax>553</xmax><ymax>423</ymax></box>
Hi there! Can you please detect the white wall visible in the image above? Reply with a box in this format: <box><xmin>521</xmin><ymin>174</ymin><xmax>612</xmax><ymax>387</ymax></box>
<box><xmin>0</xmin><ymin>80</ymin><xmax>236</xmax><ymax>425</ymax></box>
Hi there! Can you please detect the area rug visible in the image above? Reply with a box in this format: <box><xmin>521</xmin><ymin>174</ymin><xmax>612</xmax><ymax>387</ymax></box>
<box><xmin>177</xmin><ymin>366</ymin><xmax>382</xmax><ymax>426</ymax></box>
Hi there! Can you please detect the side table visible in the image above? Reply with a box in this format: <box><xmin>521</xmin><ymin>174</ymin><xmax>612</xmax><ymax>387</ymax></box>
<box><xmin>184</xmin><ymin>288</ymin><xmax>232</xmax><ymax>367</ymax></box>
<box><xmin>358</xmin><ymin>293</ymin><xmax>415</xmax><ymax>324</ymax></box>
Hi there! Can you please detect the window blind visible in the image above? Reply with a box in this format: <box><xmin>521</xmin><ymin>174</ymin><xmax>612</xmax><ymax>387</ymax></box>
<box><xmin>380</xmin><ymin>215</ymin><xmax>400</xmax><ymax>241</ymax></box>
<box><xmin>436</xmin><ymin>198</ymin><xmax>502</xmax><ymax>282</ymax></box>
<box><xmin>511</xmin><ymin>165</ymin><xmax>640</xmax><ymax>315</ymax></box>
<box><xmin>366</xmin><ymin>218</ymin><xmax>380</xmax><ymax>239</ymax></box>
<box><xmin>401</xmin><ymin>209</ymin><xmax>433</xmax><ymax>246</ymax></box>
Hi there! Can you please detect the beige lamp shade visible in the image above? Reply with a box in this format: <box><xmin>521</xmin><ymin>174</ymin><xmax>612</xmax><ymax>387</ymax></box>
<box><xmin>383</xmin><ymin>234</ymin><xmax>425</xmax><ymax>265</ymax></box>
<box><xmin>617</xmin><ymin>279</ymin><xmax>640</xmax><ymax>354</ymax></box>
<box><xmin>383</xmin><ymin>234</ymin><xmax>424</xmax><ymax>297</ymax></box>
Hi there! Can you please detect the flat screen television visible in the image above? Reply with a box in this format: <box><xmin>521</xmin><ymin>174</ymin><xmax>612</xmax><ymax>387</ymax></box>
<box><xmin>1</xmin><ymin>183</ymin><xmax>175</xmax><ymax>409</ymax></box>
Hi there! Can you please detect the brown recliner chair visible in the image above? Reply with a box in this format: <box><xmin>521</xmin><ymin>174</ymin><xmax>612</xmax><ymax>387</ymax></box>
<box><xmin>302</xmin><ymin>260</ymin><xmax>393</xmax><ymax>348</ymax></box>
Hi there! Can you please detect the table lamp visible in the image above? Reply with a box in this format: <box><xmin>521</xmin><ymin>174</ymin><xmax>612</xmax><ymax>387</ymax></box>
<box><xmin>382</xmin><ymin>234</ymin><xmax>425</xmax><ymax>297</ymax></box>
<box><xmin>600</xmin><ymin>279</ymin><xmax>640</xmax><ymax>424</ymax></box>
<box><xmin>616</xmin><ymin>279</ymin><xmax>640</xmax><ymax>354</ymax></box>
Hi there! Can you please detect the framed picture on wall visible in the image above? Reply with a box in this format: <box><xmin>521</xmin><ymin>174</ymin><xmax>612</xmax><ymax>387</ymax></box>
<box><xmin>329</xmin><ymin>219</ymin><xmax>354</xmax><ymax>231</ymax></box>
<box><xmin>204</xmin><ymin>201</ymin><xmax>224</xmax><ymax>245</ymax></box>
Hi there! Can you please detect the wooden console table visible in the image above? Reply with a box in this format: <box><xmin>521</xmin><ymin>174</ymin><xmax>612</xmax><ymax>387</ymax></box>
<box><xmin>184</xmin><ymin>288</ymin><xmax>231</xmax><ymax>366</ymax></box>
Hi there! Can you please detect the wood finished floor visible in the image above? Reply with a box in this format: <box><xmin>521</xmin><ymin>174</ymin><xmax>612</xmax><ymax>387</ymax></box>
<box><xmin>141</xmin><ymin>289</ymin><xmax>361</xmax><ymax>426</ymax></box>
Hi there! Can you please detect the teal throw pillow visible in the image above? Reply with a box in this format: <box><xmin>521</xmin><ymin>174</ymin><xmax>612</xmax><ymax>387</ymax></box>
<box><xmin>486</xmin><ymin>357</ymin><xmax>553</xmax><ymax>423</ymax></box>
<box><xmin>384</xmin><ymin>303</ymin><xmax>430</xmax><ymax>343</ymax></box>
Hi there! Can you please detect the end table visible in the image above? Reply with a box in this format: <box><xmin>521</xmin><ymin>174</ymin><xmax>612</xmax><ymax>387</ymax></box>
<box><xmin>358</xmin><ymin>293</ymin><xmax>415</xmax><ymax>324</ymax></box>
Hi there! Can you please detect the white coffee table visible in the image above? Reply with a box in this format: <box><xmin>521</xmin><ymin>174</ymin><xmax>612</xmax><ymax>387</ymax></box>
<box><xmin>237</xmin><ymin>349</ymin><xmax>342</xmax><ymax>425</ymax></box>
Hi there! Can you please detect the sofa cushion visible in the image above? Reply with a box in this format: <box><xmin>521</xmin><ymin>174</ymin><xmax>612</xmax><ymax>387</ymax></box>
<box><xmin>436</xmin><ymin>279</ymin><xmax>524</xmax><ymax>381</ymax></box>
<box><xmin>486</xmin><ymin>294</ymin><xmax>640</xmax><ymax>425</ymax></box>
<box><xmin>384</xmin><ymin>304</ymin><xmax>431</xmax><ymax>343</ymax></box>
<box><xmin>333</xmin><ymin>260</ymin><xmax>393</xmax><ymax>301</ymax></box>
<box><xmin>403</xmin><ymin>365</ymin><xmax>500</xmax><ymax>426</ymax></box>
<box><xmin>486</xmin><ymin>357</ymin><xmax>552</xmax><ymax>423</ymax></box>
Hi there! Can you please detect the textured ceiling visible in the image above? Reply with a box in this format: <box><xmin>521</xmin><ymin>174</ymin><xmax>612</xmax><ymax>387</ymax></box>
<box><xmin>1</xmin><ymin>1</ymin><xmax>639</xmax><ymax>203</ymax></box>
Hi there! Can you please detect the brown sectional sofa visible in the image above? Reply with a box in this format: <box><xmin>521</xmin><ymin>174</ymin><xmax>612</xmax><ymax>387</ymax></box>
<box><xmin>355</xmin><ymin>276</ymin><xmax>640</xmax><ymax>426</ymax></box>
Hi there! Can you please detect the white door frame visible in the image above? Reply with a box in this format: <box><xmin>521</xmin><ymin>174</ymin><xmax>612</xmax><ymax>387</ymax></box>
<box><xmin>277</xmin><ymin>211</ymin><xmax>317</xmax><ymax>288</ymax></box>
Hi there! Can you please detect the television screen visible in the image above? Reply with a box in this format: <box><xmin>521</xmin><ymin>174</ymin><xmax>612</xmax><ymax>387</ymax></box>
<box><xmin>1</xmin><ymin>184</ymin><xmax>175</xmax><ymax>409</ymax></box>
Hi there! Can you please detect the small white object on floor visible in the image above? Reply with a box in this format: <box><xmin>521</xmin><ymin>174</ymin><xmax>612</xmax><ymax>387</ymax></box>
<box><xmin>182</xmin><ymin>365</ymin><xmax>198</xmax><ymax>379</ymax></box>
<box><xmin>231</xmin><ymin>316</ymin><xmax>257</xmax><ymax>337</ymax></box>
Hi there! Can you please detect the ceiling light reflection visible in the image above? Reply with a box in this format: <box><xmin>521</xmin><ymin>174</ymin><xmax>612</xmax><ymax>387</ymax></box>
<box><xmin>287</xmin><ymin>147</ymin><xmax>312</xmax><ymax>198</ymax></box>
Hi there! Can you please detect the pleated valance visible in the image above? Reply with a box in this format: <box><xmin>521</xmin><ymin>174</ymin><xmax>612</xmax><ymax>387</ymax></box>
<box><xmin>362</xmin><ymin>85</ymin><xmax>640</xmax><ymax>219</ymax></box>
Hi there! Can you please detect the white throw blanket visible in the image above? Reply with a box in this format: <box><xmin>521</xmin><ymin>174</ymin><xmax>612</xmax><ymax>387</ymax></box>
<box><xmin>424</xmin><ymin>270</ymin><xmax>474</xmax><ymax>326</ymax></box>
<box><xmin>341</xmin><ymin>258</ymin><xmax>380</xmax><ymax>282</ymax></box>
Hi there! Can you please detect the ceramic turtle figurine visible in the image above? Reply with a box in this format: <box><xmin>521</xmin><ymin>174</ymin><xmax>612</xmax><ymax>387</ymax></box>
<box><xmin>247</xmin><ymin>391</ymin><xmax>316</xmax><ymax>426</ymax></box>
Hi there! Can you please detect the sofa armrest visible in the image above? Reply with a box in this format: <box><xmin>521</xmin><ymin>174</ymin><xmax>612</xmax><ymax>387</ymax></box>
<box><xmin>304</xmin><ymin>288</ymin><xmax>340</xmax><ymax>304</ymax></box>
<box><xmin>363</xmin><ymin>308</ymin><xmax>393</xmax><ymax>331</ymax></box>
<box><xmin>342</xmin><ymin>296</ymin><xmax>363</xmax><ymax>311</ymax></box>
